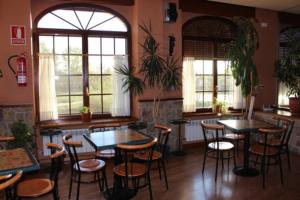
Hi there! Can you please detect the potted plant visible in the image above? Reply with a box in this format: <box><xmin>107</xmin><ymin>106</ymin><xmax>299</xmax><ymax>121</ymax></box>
<box><xmin>213</xmin><ymin>97</ymin><xmax>227</xmax><ymax>113</ymax></box>
<box><xmin>275</xmin><ymin>28</ymin><xmax>300</xmax><ymax>114</ymax></box>
<box><xmin>116</xmin><ymin>22</ymin><xmax>181</xmax><ymax>124</ymax></box>
<box><xmin>80</xmin><ymin>106</ymin><xmax>92</xmax><ymax>122</ymax></box>
<box><xmin>224</xmin><ymin>17</ymin><xmax>259</xmax><ymax>111</ymax></box>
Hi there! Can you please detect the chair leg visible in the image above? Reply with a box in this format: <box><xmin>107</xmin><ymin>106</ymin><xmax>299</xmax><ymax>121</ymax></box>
<box><xmin>202</xmin><ymin>149</ymin><xmax>207</xmax><ymax>174</ymax></box>
<box><xmin>233</xmin><ymin>148</ymin><xmax>236</xmax><ymax>168</ymax></box>
<box><xmin>215</xmin><ymin>151</ymin><xmax>219</xmax><ymax>182</ymax></box>
<box><xmin>147</xmin><ymin>172</ymin><xmax>153</xmax><ymax>200</ymax></box>
<box><xmin>161</xmin><ymin>159</ymin><xmax>169</xmax><ymax>190</ymax></box>
<box><xmin>157</xmin><ymin>160</ymin><xmax>162</xmax><ymax>180</ymax></box>
<box><xmin>76</xmin><ymin>173</ymin><xmax>81</xmax><ymax>200</ymax></box>
<box><xmin>278</xmin><ymin>155</ymin><xmax>284</xmax><ymax>185</ymax></box>
<box><xmin>97</xmin><ymin>172</ymin><xmax>103</xmax><ymax>191</ymax></box>
<box><xmin>261</xmin><ymin>156</ymin><xmax>266</xmax><ymax>189</ymax></box>
<box><xmin>286</xmin><ymin>147</ymin><xmax>292</xmax><ymax>172</ymax></box>
<box><xmin>68</xmin><ymin>170</ymin><xmax>74</xmax><ymax>199</ymax></box>
<box><xmin>227</xmin><ymin>151</ymin><xmax>230</xmax><ymax>172</ymax></box>
<box><xmin>102</xmin><ymin>169</ymin><xmax>110</xmax><ymax>194</ymax></box>
<box><xmin>221</xmin><ymin>152</ymin><xmax>224</xmax><ymax>170</ymax></box>
<box><xmin>236</xmin><ymin>140</ymin><xmax>239</xmax><ymax>157</ymax></box>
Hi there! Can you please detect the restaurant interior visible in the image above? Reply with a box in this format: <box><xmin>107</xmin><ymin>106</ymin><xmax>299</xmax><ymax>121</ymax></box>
<box><xmin>0</xmin><ymin>0</ymin><xmax>300</xmax><ymax>199</ymax></box>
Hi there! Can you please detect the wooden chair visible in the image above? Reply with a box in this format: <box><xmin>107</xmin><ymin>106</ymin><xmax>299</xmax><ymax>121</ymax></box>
<box><xmin>134</xmin><ymin>124</ymin><xmax>171</xmax><ymax>189</ymax></box>
<box><xmin>63</xmin><ymin>134</ymin><xmax>108</xmax><ymax>200</ymax></box>
<box><xmin>113</xmin><ymin>138</ymin><xmax>157</xmax><ymax>200</ymax></box>
<box><xmin>269</xmin><ymin>116</ymin><xmax>295</xmax><ymax>171</ymax></box>
<box><xmin>0</xmin><ymin>136</ymin><xmax>15</xmax><ymax>149</ymax></box>
<box><xmin>88</xmin><ymin>123</ymin><xmax>121</xmax><ymax>159</ymax></box>
<box><xmin>201</xmin><ymin>121</ymin><xmax>236</xmax><ymax>182</ymax></box>
<box><xmin>249</xmin><ymin>127</ymin><xmax>286</xmax><ymax>188</ymax></box>
<box><xmin>16</xmin><ymin>143</ymin><xmax>65</xmax><ymax>200</ymax></box>
<box><xmin>0</xmin><ymin>171</ymin><xmax>22</xmax><ymax>200</ymax></box>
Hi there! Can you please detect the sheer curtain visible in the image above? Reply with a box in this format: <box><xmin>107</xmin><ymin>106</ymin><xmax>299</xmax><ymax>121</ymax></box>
<box><xmin>111</xmin><ymin>55</ymin><xmax>130</xmax><ymax>116</ymax></box>
<box><xmin>183</xmin><ymin>57</ymin><xmax>196</xmax><ymax>112</ymax></box>
<box><xmin>39</xmin><ymin>55</ymin><xmax>58</xmax><ymax>120</ymax></box>
<box><xmin>233</xmin><ymin>85</ymin><xmax>246</xmax><ymax>109</ymax></box>
<box><xmin>278</xmin><ymin>82</ymin><xmax>289</xmax><ymax>106</ymax></box>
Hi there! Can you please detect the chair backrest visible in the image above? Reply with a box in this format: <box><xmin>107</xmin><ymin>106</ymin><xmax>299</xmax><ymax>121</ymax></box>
<box><xmin>154</xmin><ymin>124</ymin><xmax>171</xmax><ymax>158</ymax></box>
<box><xmin>258</xmin><ymin>128</ymin><xmax>286</xmax><ymax>154</ymax></box>
<box><xmin>272</xmin><ymin>116</ymin><xmax>295</xmax><ymax>145</ymax></box>
<box><xmin>201</xmin><ymin>121</ymin><xmax>225</xmax><ymax>148</ymax></box>
<box><xmin>88</xmin><ymin>123</ymin><xmax>121</xmax><ymax>133</ymax></box>
<box><xmin>47</xmin><ymin>143</ymin><xmax>65</xmax><ymax>183</ymax></box>
<box><xmin>114</xmin><ymin>138</ymin><xmax>157</xmax><ymax>185</ymax></box>
<box><xmin>62</xmin><ymin>134</ymin><xmax>82</xmax><ymax>171</ymax></box>
<box><xmin>0</xmin><ymin>171</ymin><xmax>22</xmax><ymax>191</ymax></box>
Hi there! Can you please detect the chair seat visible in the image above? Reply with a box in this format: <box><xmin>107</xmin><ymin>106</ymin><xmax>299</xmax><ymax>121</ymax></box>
<box><xmin>134</xmin><ymin>150</ymin><xmax>162</xmax><ymax>161</ymax></box>
<box><xmin>224</xmin><ymin>133</ymin><xmax>245</xmax><ymax>140</ymax></box>
<box><xmin>114</xmin><ymin>163</ymin><xmax>146</xmax><ymax>177</ymax></box>
<box><xmin>74</xmin><ymin>159</ymin><xmax>105</xmax><ymax>172</ymax></box>
<box><xmin>17</xmin><ymin>178</ymin><xmax>54</xmax><ymax>197</ymax></box>
<box><xmin>249</xmin><ymin>144</ymin><xmax>278</xmax><ymax>156</ymax></box>
<box><xmin>96</xmin><ymin>149</ymin><xmax>115</xmax><ymax>158</ymax></box>
<box><xmin>0</xmin><ymin>174</ymin><xmax>12</xmax><ymax>181</ymax></box>
<box><xmin>208</xmin><ymin>141</ymin><xmax>234</xmax><ymax>151</ymax></box>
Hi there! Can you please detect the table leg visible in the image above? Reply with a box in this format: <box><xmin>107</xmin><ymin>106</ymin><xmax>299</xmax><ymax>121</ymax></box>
<box><xmin>173</xmin><ymin>124</ymin><xmax>186</xmax><ymax>156</ymax></box>
<box><xmin>232</xmin><ymin>131</ymin><xmax>259</xmax><ymax>177</ymax></box>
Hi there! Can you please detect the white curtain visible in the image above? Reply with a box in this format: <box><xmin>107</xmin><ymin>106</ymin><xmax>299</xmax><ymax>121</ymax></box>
<box><xmin>111</xmin><ymin>55</ymin><xmax>130</xmax><ymax>116</ymax></box>
<box><xmin>233</xmin><ymin>84</ymin><xmax>246</xmax><ymax>109</ymax></box>
<box><xmin>278</xmin><ymin>82</ymin><xmax>289</xmax><ymax>106</ymax></box>
<box><xmin>183</xmin><ymin>57</ymin><xmax>196</xmax><ymax>112</ymax></box>
<box><xmin>39</xmin><ymin>55</ymin><xmax>58</xmax><ymax>120</ymax></box>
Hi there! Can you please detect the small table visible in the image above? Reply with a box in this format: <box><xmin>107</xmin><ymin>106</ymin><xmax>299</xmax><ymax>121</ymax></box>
<box><xmin>0</xmin><ymin>147</ymin><xmax>40</xmax><ymax>176</ymax></box>
<box><xmin>169</xmin><ymin>119</ymin><xmax>189</xmax><ymax>156</ymax></box>
<box><xmin>218</xmin><ymin>119</ymin><xmax>275</xmax><ymax>177</ymax></box>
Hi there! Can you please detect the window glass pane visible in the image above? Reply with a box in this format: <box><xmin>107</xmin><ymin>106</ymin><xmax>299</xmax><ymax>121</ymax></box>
<box><xmin>115</xmin><ymin>38</ymin><xmax>126</xmax><ymax>55</ymax></box>
<box><xmin>102</xmin><ymin>38</ymin><xmax>114</xmax><ymax>54</ymax></box>
<box><xmin>55</xmin><ymin>76</ymin><xmax>69</xmax><ymax>95</ymax></box>
<box><xmin>52</xmin><ymin>10</ymin><xmax>81</xmax><ymax>29</ymax></box>
<box><xmin>70</xmin><ymin>56</ymin><xmax>82</xmax><ymax>74</ymax></box>
<box><xmin>88</xmin><ymin>37</ymin><xmax>101</xmax><ymax>54</ymax></box>
<box><xmin>39</xmin><ymin>36</ymin><xmax>53</xmax><ymax>53</ymax></box>
<box><xmin>90</xmin><ymin>95</ymin><xmax>102</xmax><ymax>113</ymax></box>
<box><xmin>70</xmin><ymin>76</ymin><xmax>83</xmax><ymax>95</ymax></box>
<box><xmin>217</xmin><ymin>76</ymin><xmax>225</xmax><ymax>91</ymax></box>
<box><xmin>102</xmin><ymin>56</ymin><xmax>114</xmax><ymax>74</ymax></box>
<box><xmin>102</xmin><ymin>76</ymin><xmax>112</xmax><ymax>93</ymax></box>
<box><xmin>204</xmin><ymin>76</ymin><xmax>213</xmax><ymax>91</ymax></box>
<box><xmin>55</xmin><ymin>55</ymin><xmax>68</xmax><ymax>75</ymax></box>
<box><xmin>89</xmin><ymin>76</ymin><xmax>101</xmax><ymax>94</ymax></box>
<box><xmin>88</xmin><ymin>56</ymin><xmax>101</xmax><ymax>74</ymax></box>
<box><xmin>91</xmin><ymin>17</ymin><xmax>127</xmax><ymax>32</ymax></box>
<box><xmin>217</xmin><ymin>92</ymin><xmax>225</xmax><ymax>101</ymax></box>
<box><xmin>75</xmin><ymin>11</ymin><xmax>93</xmax><ymax>29</ymax></box>
<box><xmin>196</xmin><ymin>76</ymin><xmax>203</xmax><ymax>91</ymax></box>
<box><xmin>217</xmin><ymin>60</ymin><xmax>231</xmax><ymax>74</ymax></box>
<box><xmin>203</xmin><ymin>60</ymin><xmax>213</xmax><ymax>74</ymax></box>
<box><xmin>87</xmin><ymin>12</ymin><xmax>114</xmax><ymax>30</ymax></box>
<box><xmin>193</xmin><ymin>60</ymin><xmax>204</xmax><ymax>74</ymax></box>
<box><xmin>103</xmin><ymin>95</ymin><xmax>112</xmax><ymax>113</ymax></box>
<box><xmin>57</xmin><ymin>96</ymin><xmax>69</xmax><ymax>115</ymax></box>
<box><xmin>226</xmin><ymin>76</ymin><xmax>234</xmax><ymax>89</ymax></box>
<box><xmin>55</xmin><ymin>36</ymin><xmax>68</xmax><ymax>54</ymax></box>
<box><xmin>69</xmin><ymin>37</ymin><xmax>82</xmax><ymax>54</ymax></box>
<box><xmin>38</xmin><ymin>13</ymin><xmax>78</xmax><ymax>29</ymax></box>
<box><xmin>196</xmin><ymin>92</ymin><xmax>203</xmax><ymax>108</ymax></box>
<box><xmin>70</xmin><ymin>96</ymin><xmax>83</xmax><ymax>114</ymax></box>
<box><xmin>203</xmin><ymin>92</ymin><xmax>213</xmax><ymax>108</ymax></box>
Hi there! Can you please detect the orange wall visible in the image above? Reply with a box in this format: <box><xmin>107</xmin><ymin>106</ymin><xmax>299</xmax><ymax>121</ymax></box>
<box><xmin>0</xmin><ymin>0</ymin><xmax>33</xmax><ymax>105</ymax></box>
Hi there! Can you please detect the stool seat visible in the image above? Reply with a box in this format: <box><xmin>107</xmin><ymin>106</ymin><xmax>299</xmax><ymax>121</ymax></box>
<box><xmin>17</xmin><ymin>178</ymin><xmax>54</xmax><ymax>197</ymax></box>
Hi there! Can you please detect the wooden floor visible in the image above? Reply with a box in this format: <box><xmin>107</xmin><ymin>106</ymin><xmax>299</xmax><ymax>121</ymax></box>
<box><xmin>1</xmin><ymin>146</ymin><xmax>300</xmax><ymax>200</ymax></box>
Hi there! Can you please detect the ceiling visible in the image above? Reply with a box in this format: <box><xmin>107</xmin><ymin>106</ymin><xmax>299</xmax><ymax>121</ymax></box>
<box><xmin>208</xmin><ymin>0</ymin><xmax>300</xmax><ymax>14</ymax></box>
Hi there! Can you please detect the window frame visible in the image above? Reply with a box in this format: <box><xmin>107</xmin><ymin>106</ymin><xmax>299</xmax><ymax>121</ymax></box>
<box><xmin>33</xmin><ymin>3</ymin><xmax>132</xmax><ymax>122</ymax></box>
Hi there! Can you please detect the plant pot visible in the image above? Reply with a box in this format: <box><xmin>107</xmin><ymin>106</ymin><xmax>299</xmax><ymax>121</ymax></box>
<box><xmin>289</xmin><ymin>97</ymin><xmax>300</xmax><ymax>115</ymax></box>
<box><xmin>81</xmin><ymin>112</ymin><xmax>92</xmax><ymax>122</ymax></box>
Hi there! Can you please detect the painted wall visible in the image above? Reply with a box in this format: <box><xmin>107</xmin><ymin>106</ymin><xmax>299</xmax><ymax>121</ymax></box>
<box><xmin>0</xmin><ymin>0</ymin><xmax>33</xmax><ymax>105</ymax></box>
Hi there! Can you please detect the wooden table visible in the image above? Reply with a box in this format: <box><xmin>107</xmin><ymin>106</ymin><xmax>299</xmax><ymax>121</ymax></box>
<box><xmin>0</xmin><ymin>147</ymin><xmax>40</xmax><ymax>176</ymax></box>
<box><xmin>83</xmin><ymin>128</ymin><xmax>152</xmax><ymax>151</ymax></box>
<box><xmin>169</xmin><ymin>119</ymin><xmax>189</xmax><ymax>156</ymax></box>
<box><xmin>218</xmin><ymin>119</ymin><xmax>275</xmax><ymax>177</ymax></box>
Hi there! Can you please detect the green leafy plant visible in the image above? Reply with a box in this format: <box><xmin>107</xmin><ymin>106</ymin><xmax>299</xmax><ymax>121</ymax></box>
<box><xmin>116</xmin><ymin>22</ymin><xmax>181</xmax><ymax>123</ymax></box>
<box><xmin>224</xmin><ymin>17</ymin><xmax>259</xmax><ymax>104</ymax></box>
<box><xmin>213</xmin><ymin>97</ymin><xmax>227</xmax><ymax>113</ymax></box>
<box><xmin>8</xmin><ymin>120</ymin><xmax>36</xmax><ymax>153</ymax></box>
<box><xmin>275</xmin><ymin>28</ymin><xmax>300</xmax><ymax>98</ymax></box>
<box><xmin>80</xmin><ymin>106</ymin><xmax>90</xmax><ymax>114</ymax></box>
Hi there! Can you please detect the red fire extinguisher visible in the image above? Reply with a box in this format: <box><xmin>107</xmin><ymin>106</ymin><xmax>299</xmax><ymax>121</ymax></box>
<box><xmin>8</xmin><ymin>53</ymin><xmax>27</xmax><ymax>86</ymax></box>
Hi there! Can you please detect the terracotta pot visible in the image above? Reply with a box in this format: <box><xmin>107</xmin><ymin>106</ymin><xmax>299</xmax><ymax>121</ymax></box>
<box><xmin>289</xmin><ymin>97</ymin><xmax>300</xmax><ymax>115</ymax></box>
<box><xmin>81</xmin><ymin>112</ymin><xmax>92</xmax><ymax>122</ymax></box>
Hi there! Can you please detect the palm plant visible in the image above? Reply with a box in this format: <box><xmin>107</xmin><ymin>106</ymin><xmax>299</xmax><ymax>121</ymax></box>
<box><xmin>116</xmin><ymin>22</ymin><xmax>181</xmax><ymax>123</ymax></box>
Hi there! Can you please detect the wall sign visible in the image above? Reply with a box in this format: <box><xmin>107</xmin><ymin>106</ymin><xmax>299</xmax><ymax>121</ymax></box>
<box><xmin>10</xmin><ymin>25</ymin><xmax>26</xmax><ymax>45</ymax></box>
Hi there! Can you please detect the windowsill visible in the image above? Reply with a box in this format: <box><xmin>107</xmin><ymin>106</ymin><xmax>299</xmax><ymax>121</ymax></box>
<box><xmin>37</xmin><ymin>116</ymin><xmax>138</xmax><ymax>129</ymax></box>
<box><xmin>183</xmin><ymin>111</ymin><xmax>244</xmax><ymax>119</ymax></box>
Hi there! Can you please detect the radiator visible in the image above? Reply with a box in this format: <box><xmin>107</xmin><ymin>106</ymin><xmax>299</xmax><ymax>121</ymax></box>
<box><xmin>184</xmin><ymin>118</ymin><xmax>220</xmax><ymax>142</ymax></box>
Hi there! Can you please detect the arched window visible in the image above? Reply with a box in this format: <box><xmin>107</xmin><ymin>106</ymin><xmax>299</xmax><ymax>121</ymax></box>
<box><xmin>34</xmin><ymin>4</ymin><xmax>130</xmax><ymax>121</ymax></box>
<box><xmin>182</xmin><ymin>16</ymin><xmax>243</xmax><ymax>112</ymax></box>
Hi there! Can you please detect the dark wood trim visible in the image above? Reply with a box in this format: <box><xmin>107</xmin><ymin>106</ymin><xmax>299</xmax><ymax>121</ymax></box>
<box><xmin>0</xmin><ymin>104</ymin><xmax>33</xmax><ymax>108</ymax></box>
<box><xmin>179</xmin><ymin>0</ymin><xmax>255</xmax><ymax>18</ymax></box>
<box><xmin>183</xmin><ymin>36</ymin><xmax>232</xmax><ymax>43</ymax></box>
<box><xmin>138</xmin><ymin>97</ymin><xmax>183</xmax><ymax>102</ymax></box>
<box><xmin>278</xmin><ymin>12</ymin><xmax>300</xmax><ymax>26</ymax></box>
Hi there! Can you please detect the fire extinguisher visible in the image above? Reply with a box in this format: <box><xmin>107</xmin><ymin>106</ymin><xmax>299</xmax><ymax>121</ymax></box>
<box><xmin>8</xmin><ymin>53</ymin><xmax>27</xmax><ymax>86</ymax></box>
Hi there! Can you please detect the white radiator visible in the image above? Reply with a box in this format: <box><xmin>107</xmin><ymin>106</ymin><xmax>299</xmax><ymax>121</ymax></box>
<box><xmin>184</xmin><ymin>118</ymin><xmax>219</xmax><ymax>142</ymax></box>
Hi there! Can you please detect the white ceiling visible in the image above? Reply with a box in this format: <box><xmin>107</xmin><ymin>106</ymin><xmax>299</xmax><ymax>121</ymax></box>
<box><xmin>208</xmin><ymin>0</ymin><xmax>300</xmax><ymax>14</ymax></box>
